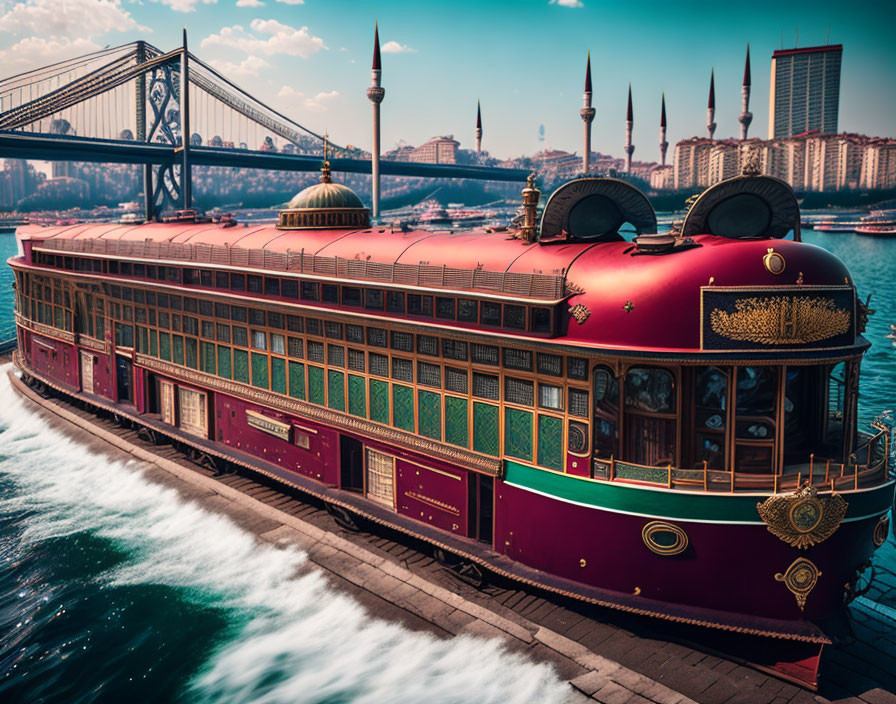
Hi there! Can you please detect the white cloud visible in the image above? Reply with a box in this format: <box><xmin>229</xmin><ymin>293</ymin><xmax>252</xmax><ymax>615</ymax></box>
<box><xmin>236</xmin><ymin>0</ymin><xmax>264</xmax><ymax>5</ymax></box>
<box><xmin>275</xmin><ymin>0</ymin><xmax>304</xmax><ymax>4</ymax></box>
<box><xmin>0</xmin><ymin>0</ymin><xmax>144</xmax><ymax>37</ymax></box>
<box><xmin>277</xmin><ymin>85</ymin><xmax>340</xmax><ymax>113</ymax></box>
<box><xmin>549</xmin><ymin>0</ymin><xmax>583</xmax><ymax>6</ymax></box>
<box><xmin>381</xmin><ymin>40</ymin><xmax>416</xmax><ymax>54</ymax></box>
<box><xmin>0</xmin><ymin>36</ymin><xmax>101</xmax><ymax>71</ymax></box>
<box><xmin>209</xmin><ymin>55</ymin><xmax>270</xmax><ymax>79</ymax></box>
<box><xmin>202</xmin><ymin>19</ymin><xmax>326</xmax><ymax>58</ymax></box>
<box><xmin>159</xmin><ymin>0</ymin><xmax>216</xmax><ymax>12</ymax></box>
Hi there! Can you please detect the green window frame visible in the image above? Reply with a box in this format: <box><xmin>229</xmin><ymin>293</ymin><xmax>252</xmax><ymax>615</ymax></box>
<box><xmin>200</xmin><ymin>341</ymin><xmax>215</xmax><ymax>374</ymax></box>
<box><xmin>328</xmin><ymin>370</ymin><xmax>345</xmax><ymax>411</ymax></box>
<box><xmin>473</xmin><ymin>402</ymin><xmax>499</xmax><ymax>456</ymax></box>
<box><xmin>159</xmin><ymin>332</ymin><xmax>171</xmax><ymax>361</ymax></box>
<box><xmin>271</xmin><ymin>356</ymin><xmax>286</xmax><ymax>394</ymax></box>
<box><xmin>445</xmin><ymin>396</ymin><xmax>468</xmax><ymax>448</ymax></box>
<box><xmin>251</xmin><ymin>352</ymin><xmax>269</xmax><ymax>389</ymax></box>
<box><xmin>217</xmin><ymin>345</ymin><xmax>232</xmax><ymax>379</ymax></box>
<box><xmin>369</xmin><ymin>378</ymin><xmax>390</xmax><ymax>424</ymax></box>
<box><xmin>172</xmin><ymin>335</ymin><xmax>184</xmax><ymax>366</ymax></box>
<box><xmin>233</xmin><ymin>349</ymin><xmax>250</xmax><ymax>384</ymax></box>
<box><xmin>308</xmin><ymin>366</ymin><xmax>325</xmax><ymax>405</ymax></box>
<box><xmin>505</xmin><ymin>407</ymin><xmax>533</xmax><ymax>461</ymax></box>
<box><xmin>348</xmin><ymin>374</ymin><xmax>366</xmax><ymax>417</ymax></box>
<box><xmin>537</xmin><ymin>415</ymin><xmax>563</xmax><ymax>471</ymax></box>
<box><xmin>392</xmin><ymin>384</ymin><xmax>415</xmax><ymax>432</ymax></box>
<box><xmin>149</xmin><ymin>329</ymin><xmax>158</xmax><ymax>357</ymax></box>
<box><xmin>185</xmin><ymin>337</ymin><xmax>198</xmax><ymax>369</ymax></box>
<box><xmin>418</xmin><ymin>390</ymin><xmax>441</xmax><ymax>440</ymax></box>
<box><xmin>288</xmin><ymin>361</ymin><xmax>306</xmax><ymax>400</ymax></box>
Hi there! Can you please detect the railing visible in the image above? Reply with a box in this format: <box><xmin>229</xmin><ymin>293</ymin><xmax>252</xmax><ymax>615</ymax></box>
<box><xmin>592</xmin><ymin>427</ymin><xmax>891</xmax><ymax>494</ymax></box>
<box><xmin>34</xmin><ymin>237</ymin><xmax>570</xmax><ymax>301</ymax></box>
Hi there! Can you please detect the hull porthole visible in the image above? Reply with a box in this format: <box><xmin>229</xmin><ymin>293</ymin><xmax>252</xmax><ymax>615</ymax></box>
<box><xmin>642</xmin><ymin>521</ymin><xmax>689</xmax><ymax>556</ymax></box>
<box><xmin>873</xmin><ymin>514</ymin><xmax>890</xmax><ymax>548</ymax></box>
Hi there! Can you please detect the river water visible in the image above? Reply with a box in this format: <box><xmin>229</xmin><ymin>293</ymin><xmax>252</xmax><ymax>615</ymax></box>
<box><xmin>0</xmin><ymin>227</ymin><xmax>893</xmax><ymax>703</ymax></box>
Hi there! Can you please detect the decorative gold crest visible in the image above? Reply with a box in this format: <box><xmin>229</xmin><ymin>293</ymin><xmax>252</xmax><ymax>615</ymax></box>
<box><xmin>756</xmin><ymin>486</ymin><xmax>848</xmax><ymax>549</ymax></box>
<box><xmin>763</xmin><ymin>248</ymin><xmax>786</xmax><ymax>275</ymax></box>
<box><xmin>569</xmin><ymin>304</ymin><xmax>590</xmax><ymax>325</ymax></box>
<box><xmin>873</xmin><ymin>514</ymin><xmax>890</xmax><ymax>548</ymax></box>
<box><xmin>710</xmin><ymin>296</ymin><xmax>850</xmax><ymax>345</ymax></box>
<box><xmin>642</xmin><ymin>521</ymin><xmax>689</xmax><ymax>556</ymax></box>
<box><xmin>775</xmin><ymin>557</ymin><xmax>821</xmax><ymax>611</ymax></box>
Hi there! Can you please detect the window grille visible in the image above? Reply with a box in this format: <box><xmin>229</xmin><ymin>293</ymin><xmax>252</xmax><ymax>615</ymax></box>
<box><xmin>232</xmin><ymin>326</ymin><xmax>248</xmax><ymax>347</ymax></box>
<box><xmin>268</xmin><ymin>312</ymin><xmax>284</xmax><ymax>329</ymax></box>
<box><xmin>201</xmin><ymin>320</ymin><xmax>214</xmax><ymax>339</ymax></box>
<box><xmin>436</xmin><ymin>297</ymin><xmax>455</xmax><ymax>319</ymax></box>
<box><xmin>178</xmin><ymin>387</ymin><xmax>207</xmax><ymax>437</ymax></box>
<box><xmin>567</xmin><ymin>357</ymin><xmax>588</xmax><ymax>380</ymax></box>
<box><xmin>417</xmin><ymin>335</ymin><xmax>438</xmax><ymax>356</ymax></box>
<box><xmin>301</xmin><ymin>282</ymin><xmax>319</xmax><ymax>301</ymax></box>
<box><xmin>215</xmin><ymin>303</ymin><xmax>230</xmax><ymax>319</ymax></box>
<box><xmin>392</xmin><ymin>357</ymin><xmax>413</xmax><ymax>382</ymax></box>
<box><xmin>417</xmin><ymin>362</ymin><xmax>441</xmax><ymax>388</ymax></box>
<box><xmin>281</xmin><ymin>280</ymin><xmax>298</xmax><ymax>299</ymax></box>
<box><xmin>537</xmin><ymin>353</ymin><xmax>562</xmax><ymax>376</ymax></box>
<box><xmin>307</xmin><ymin>341</ymin><xmax>324</xmax><ymax>363</ymax></box>
<box><xmin>442</xmin><ymin>338</ymin><xmax>468</xmax><ymax>361</ymax></box>
<box><xmin>288</xmin><ymin>337</ymin><xmax>304</xmax><ymax>358</ymax></box>
<box><xmin>325</xmin><ymin>321</ymin><xmax>343</xmax><ymax>339</ymax></box>
<box><xmin>184</xmin><ymin>297</ymin><xmax>198</xmax><ymax>313</ymax></box>
<box><xmin>247</xmin><ymin>276</ymin><xmax>263</xmax><ymax>294</ymax></box>
<box><xmin>342</xmin><ymin>287</ymin><xmax>361</xmax><ymax>306</ymax></box>
<box><xmin>445</xmin><ymin>367</ymin><xmax>468</xmax><ymax>394</ymax></box>
<box><xmin>346</xmin><ymin>324</ymin><xmax>364</xmax><ymax>343</ymax></box>
<box><xmin>386</xmin><ymin>291</ymin><xmax>405</xmax><ymax>313</ymax></box>
<box><xmin>348</xmin><ymin>349</ymin><xmax>366</xmax><ymax>372</ymax></box>
<box><xmin>365</xmin><ymin>289</ymin><xmax>384</xmax><ymax>309</ymax></box>
<box><xmin>306</xmin><ymin>319</ymin><xmax>322</xmax><ymax>336</ymax></box>
<box><xmin>471</xmin><ymin>343</ymin><xmax>499</xmax><ymax>366</ymax></box>
<box><xmin>390</xmin><ymin>331</ymin><xmax>413</xmax><ymax>352</ymax></box>
<box><xmin>365</xmin><ymin>449</ymin><xmax>395</xmax><ymax>508</ymax></box>
<box><xmin>481</xmin><ymin>301</ymin><xmax>501</xmax><ymax>326</ymax></box>
<box><xmin>249</xmin><ymin>308</ymin><xmax>265</xmax><ymax>326</ymax></box>
<box><xmin>506</xmin><ymin>377</ymin><xmax>534</xmax><ymax>406</ymax></box>
<box><xmin>503</xmin><ymin>305</ymin><xmax>527</xmax><ymax>330</ymax></box>
<box><xmin>287</xmin><ymin>315</ymin><xmax>303</xmax><ymax>332</ymax></box>
<box><xmin>199</xmin><ymin>300</ymin><xmax>213</xmax><ymax>317</ymax></box>
<box><xmin>367</xmin><ymin>327</ymin><xmax>387</xmax><ymax>347</ymax></box>
<box><xmin>539</xmin><ymin>384</ymin><xmax>563</xmax><ymax>410</ymax></box>
<box><xmin>370</xmin><ymin>353</ymin><xmax>389</xmax><ymax>377</ymax></box>
<box><xmin>503</xmin><ymin>348</ymin><xmax>532</xmax><ymax>371</ymax></box>
<box><xmin>322</xmin><ymin>284</ymin><xmax>338</xmax><ymax>302</ymax></box>
<box><xmin>569</xmin><ymin>388</ymin><xmax>589</xmax><ymax>417</ymax></box>
<box><xmin>327</xmin><ymin>344</ymin><xmax>345</xmax><ymax>367</ymax></box>
<box><xmin>231</xmin><ymin>306</ymin><xmax>247</xmax><ymax>322</ymax></box>
<box><xmin>473</xmin><ymin>372</ymin><xmax>499</xmax><ymax>400</ymax></box>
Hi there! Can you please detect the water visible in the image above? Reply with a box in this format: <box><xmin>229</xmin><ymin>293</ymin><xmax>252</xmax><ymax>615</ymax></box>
<box><xmin>0</xmin><ymin>227</ymin><xmax>894</xmax><ymax>702</ymax></box>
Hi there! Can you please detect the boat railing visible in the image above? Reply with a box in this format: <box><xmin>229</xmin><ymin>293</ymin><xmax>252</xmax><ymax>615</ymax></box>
<box><xmin>33</xmin><ymin>236</ymin><xmax>570</xmax><ymax>300</ymax></box>
<box><xmin>592</xmin><ymin>426</ymin><xmax>890</xmax><ymax>494</ymax></box>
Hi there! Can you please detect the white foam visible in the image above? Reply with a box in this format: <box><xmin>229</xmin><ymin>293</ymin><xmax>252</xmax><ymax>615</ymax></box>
<box><xmin>0</xmin><ymin>367</ymin><xmax>572</xmax><ymax>703</ymax></box>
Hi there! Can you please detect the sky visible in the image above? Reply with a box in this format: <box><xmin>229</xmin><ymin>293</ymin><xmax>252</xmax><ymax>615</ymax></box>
<box><xmin>0</xmin><ymin>0</ymin><xmax>894</xmax><ymax>162</ymax></box>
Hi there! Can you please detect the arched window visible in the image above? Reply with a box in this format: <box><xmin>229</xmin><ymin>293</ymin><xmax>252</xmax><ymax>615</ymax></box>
<box><xmin>624</xmin><ymin>366</ymin><xmax>677</xmax><ymax>467</ymax></box>
<box><xmin>592</xmin><ymin>366</ymin><xmax>619</xmax><ymax>459</ymax></box>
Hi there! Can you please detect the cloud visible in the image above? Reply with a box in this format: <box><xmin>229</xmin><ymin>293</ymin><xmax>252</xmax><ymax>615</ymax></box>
<box><xmin>0</xmin><ymin>0</ymin><xmax>145</xmax><ymax>37</ymax></box>
<box><xmin>0</xmin><ymin>36</ymin><xmax>101</xmax><ymax>71</ymax></box>
<box><xmin>549</xmin><ymin>0</ymin><xmax>583</xmax><ymax>6</ymax></box>
<box><xmin>202</xmin><ymin>19</ymin><xmax>326</xmax><ymax>58</ymax></box>
<box><xmin>209</xmin><ymin>55</ymin><xmax>270</xmax><ymax>79</ymax></box>
<box><xmin>275</xmin><ymin>0</ymin><xmax>304</xmax><ymax>4</ymax></box>
<box><xmin>277</xmin><ymin>86</ymin><xmax>340</xmax><ymax>113</ymax></box>
<box><xmin>381</xmin><ymin>40</ymin><xmax>416</xmax><ymax>54</ymax></box>
<box><xmin>236</xmin><ymin>0</ymin><xmax>263</xmax><ymax>5</ymax></box>
<box><xmin>158</xmin><ymin>0</ymin><xmax>215</xmax><ymax>11</ymax></box>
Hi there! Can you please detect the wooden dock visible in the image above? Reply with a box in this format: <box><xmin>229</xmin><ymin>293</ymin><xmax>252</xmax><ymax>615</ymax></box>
<box><xmin>9</xmin><ymin>369</ymin><xmax>896</xmax><ymax>704</ymax></box>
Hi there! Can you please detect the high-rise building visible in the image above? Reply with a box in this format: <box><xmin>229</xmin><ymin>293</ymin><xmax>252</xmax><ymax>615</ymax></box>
<box><xmin>768</xmin><ymin>44</ymin><xmax>842</xmax><ymax>139</ymax></box>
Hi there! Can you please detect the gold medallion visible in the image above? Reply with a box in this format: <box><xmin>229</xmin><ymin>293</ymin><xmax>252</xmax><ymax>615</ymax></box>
<box><xmin>775</xmin><ymin>557</ymin><xmax>821</xmax><ymax>610</ymax></box>
<box><xmin>757</xmin><ymin>486</ymin><xmax>847</xmax><ymax>549</ymax></box>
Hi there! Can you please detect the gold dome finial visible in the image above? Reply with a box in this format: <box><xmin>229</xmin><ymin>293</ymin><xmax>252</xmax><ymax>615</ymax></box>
<box><xmin>320</xmin><ymin>132</ymin><xmax>332</xmax><ymax>183</ymax></box>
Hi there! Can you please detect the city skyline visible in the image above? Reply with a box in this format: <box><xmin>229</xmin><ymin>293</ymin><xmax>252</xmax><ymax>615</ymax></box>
<box><xmin>0</xmin><ymin>0</ymin><xmax>893</xmax><ymax>162</ymax></box>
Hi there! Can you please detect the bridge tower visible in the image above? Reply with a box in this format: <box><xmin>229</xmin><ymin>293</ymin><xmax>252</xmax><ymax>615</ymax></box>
<box><xmin>366</xmin><ymin>22</ymin><xmax>385</xmax><ymax>219</ymax></box>
<box><xmin>738</xmin><ymin>44</ymin><xmax>753</xmax><ymax>140</ymax></box>
<box><xmin>624</xmin><ymin>84</ymin><xmax>634</xmax><ymax>173</ymax></box>
<box><xmin>135</xmin><ymin>41</ymin><xmax>154</xmax><ymax>221</ymax></box>
<box><xmin>707</xmin><ymin>68</ymin><xmax>716</xmax><ymax>140</ymax></box>
<box><xmin>180</xmin><ymin>28</ymin><xmax>192</xmax><ymax>210</ymax></box>
<box><xmin>580</xmin><ymin>52</ymin><xmax>595</xmax><ymax>174</ymax></box>
<box><xmin>475</xmin><ymin>101</ymin><xmax>482</xmax><ymax>155</ymax></box>
<box><xmin>659</xmin><ymin>92</ymin><xmax>668</xmax><ymax>167</ymax></box>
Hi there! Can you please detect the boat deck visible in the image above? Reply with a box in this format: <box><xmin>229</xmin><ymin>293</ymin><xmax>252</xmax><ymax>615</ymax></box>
<box><xmin>10</xmin><ymin>365</ymin><xmax>896</xmax><ymax>704</ymax></box>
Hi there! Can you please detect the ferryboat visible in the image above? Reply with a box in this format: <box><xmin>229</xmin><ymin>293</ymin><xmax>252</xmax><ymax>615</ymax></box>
<box><xmin>9</xmin><ymin>159</ymin><xmax>894</xmax><ymax>689</ymax></box>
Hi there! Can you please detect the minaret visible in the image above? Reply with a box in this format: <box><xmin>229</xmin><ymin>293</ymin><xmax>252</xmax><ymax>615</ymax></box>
<box><xmin>366</xmin><ymin>22</ymin><xmax>385</xmax><ymax>218</ymax></box>
<box><xmin>624</xmin><ymin>84</ymin><xmax>634</xmax><ymax>173</ymax></box>
<box><xmin>659</xmin><ymin>93</ymin><xmax>668</xmax><ymax>167</ymax></box>
<box><xmin>706</xmin><ymin>68</ymin><xmax>716</xmax><ymax>141</ymax></box>
<box><xmin>580</xmin><ymin>52</ymin><xmax>595</xmax><ymax>174</ymax></box>
<box><xmin>738</xmin><ymin>44</ymin><xmax>753</xmax><ymax>140</ymax></box>
<box><xmin>475</xmin><ymin>100</ymin><xmax>482</xmax><ymax>154</ymax></box>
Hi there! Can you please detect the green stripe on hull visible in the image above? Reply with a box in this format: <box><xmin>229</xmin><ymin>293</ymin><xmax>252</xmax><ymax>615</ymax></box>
<box><xmin>503</xmin><ymin>461</ymin><xmax>894</xmax><ymax>524</ymax></box>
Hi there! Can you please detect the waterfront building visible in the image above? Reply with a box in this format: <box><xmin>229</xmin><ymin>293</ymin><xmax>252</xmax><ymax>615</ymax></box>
<box><xmin>648</xmin><ymin>164</ymin><xmax>673</xmax><ymax>190</ymax></box>
<box><xmin>409</xmin><ymin>136</ymin><xmax>460</xmax><ymax>165</ymax></box>
<box><xmin>768</xmin><ymin>45</ymin><xmax>843</xmax><ymax>139</ymax></box>
<box><xmin>859</xmin><ymin>138</ymin><xmax>896</xmax><ymax>190</ymax></box>
<box><xmin>708</xmin><ymin>140</ymin><xmax>739</xmax><ymax>184</ymax></box>
<box><xmin>673</xmin><ymin>137</ymin><xmax>713</xmax><ymax>189</ymax></box>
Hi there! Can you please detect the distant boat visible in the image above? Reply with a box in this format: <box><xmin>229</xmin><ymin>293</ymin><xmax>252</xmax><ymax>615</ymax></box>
<box><xmin>855</xmin><ymin>224</ymin><xmax>896</xmax><ymax>237</ymax></box>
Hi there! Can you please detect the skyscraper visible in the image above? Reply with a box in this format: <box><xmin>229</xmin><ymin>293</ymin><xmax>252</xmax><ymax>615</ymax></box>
<box><xmin>768</xmin><ymin>44</ymin><xmax>842</xmax><ymax>139</ymax></box>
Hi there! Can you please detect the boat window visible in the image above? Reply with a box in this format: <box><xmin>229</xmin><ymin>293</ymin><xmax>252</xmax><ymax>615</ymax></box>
<box><xmin>624</xmin><ymin>367</ymin><xmax>677</xmax><ymax>466</ymax></box>
<box><xmin>825</xmin><ymin>362</ymin><xmax>846</xmax><ymax>456</ymax></box>
<box><xmin>592</xmin><ymin>366</ymin><xmax>619</xmax><ymax>460</ymax></box>
<box><xmin>436</xmin><ymin>297</ymin><xmax>455</xmax><ymax>319</ymax></box>
<box><xmin>247</xmin><ymin>275</ymin><xmax>262</xmax><ymax>294</ymax></box>
<box><xmin>503</xmin><ymin>305</ymin><xmax>526</xmax><ymax>330</ymax></box>
<box><xmin>567</xmin><ymin>357</ymin><xmax>588</xmax><ymax>381</ymax></box>
<box><xmin>457</xmin><ymin>299</ymin><xmax>477</xmax><ymax>322</ymax></box>
<box><xmin>694</xmin><ymin>366</ymin><xmax>727</xmax><ymax>470</ymax></box>
<box><xmin>365</xmin><ymin>289</ymin><xmax>384</xmax><ymax>310</ymax></box>
<box><xmin>342</xmin><ymin>287</ymin><xmax>362</xmax><ymax>307</ymax></box>
<box><xmin>480</xmin><ymin>301</ymin><xmax>501</xmax><ymax>326</ymax></box>
<box><xmin>532</xmin><ymin>307</ymin><xmax>552</xmax><ymax>334</ymax></box>
<box><xmin>386</xmin><ymin>291</ymin><xmax>405</xmax><ymax>313</ymax></box>
<box><xmin>735</xmin><ymin>366</ymin><xmax>778</xmax><ymax>473</ymax></box>
<box><xmin>538</xmin><ymin>384</ymin><xmax>563</xmax><ymax>410</ymax></box>
<box><xmin>201</xmin><ymin>270</ymin><xmax>214</xmax><ymax>287</ymax></box>
<box><xmin>322</xmin><ymin>284</ymin><xmax>338</xmax><ymax>303</ymax></box>
<box><xmin>300</xmin><ymin>282</ymin><xmax>319</xmax><ymax>301</ymax></box>
<box><xmin>251</xmin><ymin>330</ymin><xmax>267</xmax><ymax>350</ymax></box>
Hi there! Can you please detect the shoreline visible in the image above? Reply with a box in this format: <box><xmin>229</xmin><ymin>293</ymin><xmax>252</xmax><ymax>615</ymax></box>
<box><xmin>8</xmin><ymin>367</ymin><xmax>697</xmax><ymax>704</ymax></box>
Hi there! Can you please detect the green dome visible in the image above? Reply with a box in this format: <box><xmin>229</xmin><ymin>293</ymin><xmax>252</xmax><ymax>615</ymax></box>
<box><xmin>287</xmin><ymin>181</ymin><xmax>365</xmax><ymax>210</ymax></box>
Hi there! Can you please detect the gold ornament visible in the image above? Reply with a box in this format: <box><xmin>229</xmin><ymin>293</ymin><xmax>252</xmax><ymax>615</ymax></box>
<box><xmin>757</xmin><ymin>486</ymin><xmax>848</xmax><ymax>549</ymax></box>
<box><xmin>763</xmin><ymin>248</ymin><xmax>786</xmax><ymax>275</ymax></box>
<box><xmin>873</xmin><ymin>514</ymin><xmax>890</xmax><ymax>548</ymax></box>
<box><xmin>642</xmin><ymin>521</ymin><xmax>689</xmax><ymax>556</ymax></box>
<box><xmin>775</xmin><ymin>557</ymin><xmax>821</xmax><ymax>610</ymax></box>
<box><xmin>710</xmin><ymin>296</ymin><xmax>850</xmax><ymax>345</ymax></box>
<box><xmin>569</xmin><ymin>304</ymin><xmax>590</xmax><ymax>325</ymax></box>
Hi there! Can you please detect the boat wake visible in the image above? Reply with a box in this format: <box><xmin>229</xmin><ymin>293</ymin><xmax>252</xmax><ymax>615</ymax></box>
<box><xmin>0</xmin><ymin>367</ymin><xmax>570</xmax><ymax>703</ymax></box>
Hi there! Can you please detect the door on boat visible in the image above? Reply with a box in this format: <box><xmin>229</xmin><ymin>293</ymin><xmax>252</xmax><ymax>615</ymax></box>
<box><xmin>80</xmin><ymin>351</ymin><xmax>94</xmax><ymax>394</ymax></box>
<box><xmin>468</xmin><ymin>474</ymin><xmax>494</xmax><ymax>546</ymax></box>
<box><xmin>115</xmin><ymin>355</ymin><xmax>132</xmax><ymax>404</ymax></box>
<box><xmin>339</xmin><ymin>435</ymin><xmax>364</xmax><ymax>492</ymax></box>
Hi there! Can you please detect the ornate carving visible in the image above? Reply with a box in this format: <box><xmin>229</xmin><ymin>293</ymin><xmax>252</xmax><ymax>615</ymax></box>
<box><xmin>757</xmin><ymin>486</ymin><xmax>848</xmax><ymax>549</ymax></box>
<box><xmin>622</xmin><ymin>300</ymin><xmax>635</xmax><ymax>314</ymax></box>
<box><xmin>710</xmin><ymin>296</ymin><xmax>850</xmax><ymax>345</ymax></box>
<box><xmin>642</xmin><ymin>521</ymin><xmax>689</xmax><ymax>556</ymax></box>
<box><xmin>873</xmin><ymin>514</ymin><xmax>890</xmax><ymax>548</ymax></box>
<box><xmin>569</xmin><ymin>303</ymin><xmax>590</xmax><ymax>325</ymax></box>
<box><xmin>775</xmin><ymin>557</ymin><xmax>821</xmax><ymax>610</ymax></box>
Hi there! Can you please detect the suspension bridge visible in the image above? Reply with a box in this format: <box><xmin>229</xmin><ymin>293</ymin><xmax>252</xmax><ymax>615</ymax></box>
<box><xmin>0</xmin><ymin>35</ymin><xmax>527</xmax><ymax>219</ymax></box>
